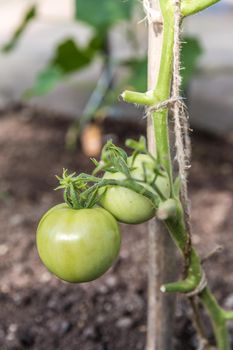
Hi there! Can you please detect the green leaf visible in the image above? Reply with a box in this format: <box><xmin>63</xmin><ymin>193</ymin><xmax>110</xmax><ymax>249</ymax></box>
<box><xmin>181</xmin><ymin>36</ymin><xmax>203</xmax><ymax>90</ymax></box>
<box><xmin>2</xmin><ymin>5</ymin><xmax>37</xmax><ymax>52</ymax></box>
<box><xmin>51</xmin><ymin>38</ymin><xmax>93</xmax><ymax>73</ymax></box>
<box><xmin>75</xmin><ymin>0</ymin><xmax>135</xmax><ymax>32</ymax></box>
<box><xmin>27</xmin><ymin>36</ymin><xmax>103</xmax><ymax>97</ymax></box>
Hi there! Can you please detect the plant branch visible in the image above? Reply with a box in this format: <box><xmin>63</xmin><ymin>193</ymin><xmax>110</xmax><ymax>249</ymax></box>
<box><xmin>200</xmin><ymin>288</ymin><xmax>231</xmax><ymax>350</ymax></box>
<box><xmin>181</xmin><ymin>0</ymin><xmax>220</xmax><ymax>17</ymax></box>
<box><xmin>121</xmin><ymin>90</ymin><xmax>155</xmax><ymax>106</ymax></box>
<box><xmin>66</xmin><ymin>60</ymin><xmax>115</xmax><ymax>150</ymax></box>
<box><xmin>161</xmin><ymin>250</ymin><xmax>202</xmax><ymax>293</ymax></box>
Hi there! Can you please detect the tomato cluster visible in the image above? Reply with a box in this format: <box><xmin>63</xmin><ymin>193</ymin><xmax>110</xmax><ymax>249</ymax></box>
<box><xmin>36</xmin><ymin>141</ymin><xmax>170</xmax><ymax>283</ymax></box>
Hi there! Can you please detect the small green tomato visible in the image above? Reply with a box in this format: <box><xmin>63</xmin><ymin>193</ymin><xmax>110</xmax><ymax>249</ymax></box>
<box><xmin>100</xmin><ymin>154</ymin><xmax>170</xmax><ymax>224</ymax></box>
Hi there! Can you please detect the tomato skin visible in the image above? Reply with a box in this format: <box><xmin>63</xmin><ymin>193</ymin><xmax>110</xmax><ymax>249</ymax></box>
<box><xmin>36</xmin><ymin>205</ymin><xmax>121</xmax><ymax>283</ymax></box>
<box><xmin>100</xmin><ymin>154</ymin><xmax>170</xmax><ymax>225</ymax></box>
<box><xmin>100</xmin><ymin>171</ymin><xmax>155</xmax><ymax>224</ymax></box>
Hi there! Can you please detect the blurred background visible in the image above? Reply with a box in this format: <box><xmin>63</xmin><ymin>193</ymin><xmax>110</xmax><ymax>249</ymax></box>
<box><xmin>0</xmin><ymin>1</ymin><xmax>233</xmax><ymax>349</ymax></box>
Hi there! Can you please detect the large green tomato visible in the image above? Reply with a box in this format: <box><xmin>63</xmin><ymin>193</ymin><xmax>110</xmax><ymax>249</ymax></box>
<box><xmin>36</xmin><ymin>204</ymin><xmax>121</xmax><ymax>283</ymax></box>
<box><xmin>100</xmin><ymin>154</ymin><xmax>170</xmax><ymax>225</ymax></box>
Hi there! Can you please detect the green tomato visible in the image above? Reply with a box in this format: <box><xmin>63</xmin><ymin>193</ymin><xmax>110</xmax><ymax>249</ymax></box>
<box><xmin>36</xmin><ymin>204</ymin><xmax>121</xmax><ymax>283</ymax></box>
<box><xmin>100</xmin><ymin>154</ymin><xmax>170</xmax><ymax>224</ymax></box>
<box><xmin>100</xmin><ymin>171</ymin><xmax>155</xmax><ymax>224</ymax></box>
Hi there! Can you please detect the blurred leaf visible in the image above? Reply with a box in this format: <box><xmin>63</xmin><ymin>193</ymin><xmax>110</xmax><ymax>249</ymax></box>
<box><xmin>75</xmin><ymin>0</ymin><xmax>135</xmax><ymax>32</ymax></box>
<box><xmin>181</xmin><ymin>36</ymin><xmax>203</xmax><ymax>90</ymax></box>
<box><xmin>125</xmin><ymin>136</ymin><xmax>147</xmax><ymax>152</ymax></box>
<box><xmin>51</xmin><ymin>38</ymin><xmax>94</xmax><ymax>73</ymax></box>
<box><xmin>27</xmin><ymin>36</ymin><xmax>104</xmax><ymax>97</ymax></box>
<box><xmin>86</xmin><ymin>33</ymin><xmax>106</xmax><ymax>54</ymax></box>
<box><xmin>25</xmin><ymin>66</ymin><xmax>63</xmax><ymax>97</ymax></box>
<box><xmin>2</xmin><ymin>5</ymin><xmax>37</xmax><ymax>52</ymax></box>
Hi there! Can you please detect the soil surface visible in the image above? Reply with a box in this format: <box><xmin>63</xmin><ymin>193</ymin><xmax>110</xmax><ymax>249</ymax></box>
<box><xmin>0</xmin><ymin>109</ymin><xmax>232</xmax><ymax>350</ymax></box>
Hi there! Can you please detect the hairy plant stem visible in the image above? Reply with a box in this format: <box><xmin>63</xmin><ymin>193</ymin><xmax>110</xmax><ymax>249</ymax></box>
<box><xmin>151</xmin><ymin>2</ymin><xmax>174</xmax><ymax>194</ymax></box>
<box><xmin>122</xmin><ymin>0</ymin><xmax>232</xmax><ymax>348</ymax></box>
<box><xmin>154</xmin><ymin>1</ymin><xmax>232</xmax><ymax>349</ymax></box>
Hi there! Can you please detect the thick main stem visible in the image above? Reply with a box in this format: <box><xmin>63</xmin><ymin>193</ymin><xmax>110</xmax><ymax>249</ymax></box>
<box><xmin>152</xmin><ymin>5</ymin><xmax>174</xmax><ymax>192</ymax></box>
<box><xmin>149</xmin><ymin>1</ymin><xmax>232</xmax><ymax>349</ymax></box>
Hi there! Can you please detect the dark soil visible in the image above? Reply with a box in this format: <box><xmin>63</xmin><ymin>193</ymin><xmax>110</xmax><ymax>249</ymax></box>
<box><xmin>0</xmin><ymin>110</ymin><xmax>232</xmax><ymax>350</ymax></box>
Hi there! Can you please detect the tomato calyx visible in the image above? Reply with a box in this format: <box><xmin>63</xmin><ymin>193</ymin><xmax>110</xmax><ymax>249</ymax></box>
<box><xmin>55</xmin><ymin>137</ymin><xmax>175</xmax><ymax>212</ymax></box>
<box><xmin>56</xmin><ymin>170</ymin><xmax>100</xmax><ymax>209</ymax></box>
